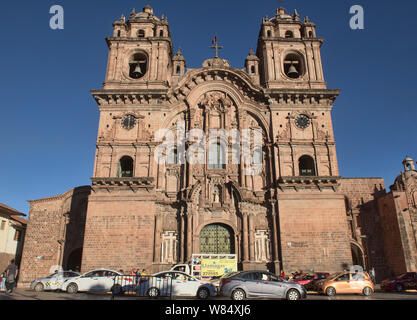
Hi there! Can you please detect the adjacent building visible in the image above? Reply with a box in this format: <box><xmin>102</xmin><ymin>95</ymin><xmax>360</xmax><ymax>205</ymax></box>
<box><xmin>0</xmin><ymin>203</ymin><xmax>26</xmax><ymax>272</ymax></box>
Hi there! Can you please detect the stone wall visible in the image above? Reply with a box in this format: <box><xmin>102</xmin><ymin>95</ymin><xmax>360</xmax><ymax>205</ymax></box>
<box><xmin>377</xmin><ymin>190</ymin><xmax>417</xmax><ymax>275</ymax></box>
<box><xmin>339</xmin><ymin>178</ymin><xmax>390</xmax><ymax>281</ymax></box>
<box><xmin>278</xmin><ymin>192</ymin><xmax>352</xmax><ymax>273</ymax></box>
<box><xmin>81</xmin><ymin>190</ymin><xmax>157</xmax><ymax>274</ymax></box>
<box><xmin>18</xmin><ymin>187</ymin><xmax>90</xmax><ymax>287</ymax></box>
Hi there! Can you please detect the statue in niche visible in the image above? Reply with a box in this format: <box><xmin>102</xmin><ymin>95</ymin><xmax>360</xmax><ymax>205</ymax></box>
<box><xmin>213</xmin><ymin>186</ymin><xmax>221</xmax><ymax>203</ymax></box>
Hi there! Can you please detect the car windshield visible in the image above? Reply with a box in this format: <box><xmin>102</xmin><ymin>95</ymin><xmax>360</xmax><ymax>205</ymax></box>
<box><xmin>222</xmin><ymin>272</ymin><xmax>239</xmax><ymax>279</ymax></box>
<box><xmin>398</xmin><ymin>273</ymin><xmax>408</xmax><ymax>279</ymax></box>
<box><xmin>327</xmin><ymin>273</ymin><xmax>342</xmax><ymax>280</ymax></box>
<box><xmin>46</xmin><ymin>273</ymin><xmax>58</xmax><ymax>278</ymax></box>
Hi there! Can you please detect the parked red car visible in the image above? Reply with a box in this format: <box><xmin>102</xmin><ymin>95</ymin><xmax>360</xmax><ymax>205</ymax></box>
<box><xmin>294</xmin><ymin>272</ymin><xmax>330</xmax><ymax>291</ymax></box>
<box><xmin>381</xmin><ymin>272</ymin><xmax>417</xmax><ymax>292</ymax></box>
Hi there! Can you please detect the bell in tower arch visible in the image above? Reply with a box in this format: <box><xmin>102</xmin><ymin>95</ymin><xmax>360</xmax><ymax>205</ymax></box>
<box><xmin>287</xmin><ymin>64</ymin><xmax>299</xmax><ymax>78</ymax></box>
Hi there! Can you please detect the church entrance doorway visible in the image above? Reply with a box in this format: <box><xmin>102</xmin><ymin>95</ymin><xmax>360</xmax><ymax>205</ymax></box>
<box><xmin>200</xmin><ymin>224</ymin><xmax>235</xmax><ymax>254</ymax></box>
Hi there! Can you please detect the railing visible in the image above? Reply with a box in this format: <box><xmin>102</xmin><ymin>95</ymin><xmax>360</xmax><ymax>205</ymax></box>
<box><xmin>0</xmin><ymin>278</ymin><xmax>5</xmax><ymax>292</ymax></box>
<box><xmin>111</xmin><ymin>275</ymin><xmax>173</xmax><ymax>300</ymax></box>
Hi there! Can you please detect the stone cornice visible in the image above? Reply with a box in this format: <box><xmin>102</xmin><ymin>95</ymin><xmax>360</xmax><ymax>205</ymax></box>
<box><xmin>91</xmin><ymin>177</ymin><xmax>154</xmax><ymax>186</ymax></box>
<box><xmin>277</xmin><ymin>176</ymin><xmax>341</xmax><ymax>192</ymax></box>
<box><xmin>91</xmin><ymin>89</ymin><xmax>169</xmax><ymax>107</ymax></box>
<box><xmin>96</xmin><ymin>141</ymin><xmax>159</xmax><ymax>148</ymax></box>
<box><xmin>266</xmin><ymin>89</ymin><xmax>340</xmax><ymax>106</ymax></box>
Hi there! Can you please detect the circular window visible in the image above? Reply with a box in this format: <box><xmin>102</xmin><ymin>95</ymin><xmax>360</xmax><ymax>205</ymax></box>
<box><xmin>283</xmin><ymin>53</ymin><xmax>304</xmax><ymax>79</ymax></box>
<box><xmin>129</xmin><ymin>52</ymin><xmax>148</xmax><ymax>79</ymax></box>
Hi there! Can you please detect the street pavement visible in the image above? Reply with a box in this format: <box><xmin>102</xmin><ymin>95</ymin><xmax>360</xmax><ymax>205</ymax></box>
<box><xmin>1</xmin><ymin>289</ymin><xmax>417</xmax><ymax>300</ymax></box>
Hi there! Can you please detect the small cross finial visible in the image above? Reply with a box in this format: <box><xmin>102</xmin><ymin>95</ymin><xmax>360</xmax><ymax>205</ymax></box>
<box><xmin>209</xmin><ymin>35</ymin><xmax>223</xmax><ymax>58</ymax></box>
<box><xmin>278</xmin><ymin>0</ymin><xmax>284</xmax><ymax>8</ymax></box>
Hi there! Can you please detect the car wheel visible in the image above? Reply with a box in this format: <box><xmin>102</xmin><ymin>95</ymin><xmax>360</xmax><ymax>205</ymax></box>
<box><xmin>147</xmin><ymin>287</ymin><xmax>160</xmax><ymax>297</ymax></box>
<box><xmin>231</xmin><ymin>289</ymin><xmax>246</xmax><ymax>301</ymax></box>
<box><xmin>396</xmin><ymin>284</ymin><xmax>403</xmax><ymax>292</ymax></box>
<box><xmin>363</xmin><ymin>286</ymin><xmax>373</xmax><ymax>296</ymax></box>
<box><xmin>326</xmin><ymin>286</ymin><xmax>336</xmax><ymax>297</ymax></box>
<box><xmin>111</xmin><ymin>284</ymin><xmax>123</xmax><ymax>295</ymax></box>
<box><xmin>286</xmin><ymin>289</ymin><xmax>301</xmax><ymax>301</ymax></box>
<box><xmin>34</xmin><ymin>283</ymin><xmax>44</xmax><ymax>292</ymax></box>
<box><xmin>197</xmin><ymin>287</ymin><xmax>210</xmax><ymax>300</ymax></box>
<box><xmin>66</xmin><ymin>283</ymin><xmax>78</xmax><ymax>294</ymax></box>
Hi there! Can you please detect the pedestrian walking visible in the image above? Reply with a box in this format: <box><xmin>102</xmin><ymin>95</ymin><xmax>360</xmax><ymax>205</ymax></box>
<box><xmin>5</xmin><ymin>259</ymin><xmax>18</xmax><ymax>294</ymax></box>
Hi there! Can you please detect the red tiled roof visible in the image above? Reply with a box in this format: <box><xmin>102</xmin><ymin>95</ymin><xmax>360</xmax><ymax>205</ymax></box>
<box><xmin>10</xmin><ymin>215</ymin><xmax>27</xmax><ymax>226</ymax></box>
<box><xmin>0</xmin><ymin>203</ymin><xmax>25</xmax><ymax>216</ymax></box>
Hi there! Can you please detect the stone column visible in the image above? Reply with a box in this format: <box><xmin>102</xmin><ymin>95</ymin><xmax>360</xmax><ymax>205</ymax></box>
<box><xmin>153</xmin><ymin>213</ymin><xmax>162</xmax><ymax>263</ymax></box>
<box><xmin>180</xmin><ymin>209</ymin><xmax>185</xmax><ymax>263</ymax></box>
<box><xmin>242</xmin><ymin>213</ymin><xmax>249</xmax><ymax>262</ymax></box>
<box><xmin>248</xmin><ymin>214</ymin><xmax>255</xmax><ymax>261</ymax></box>
<box><xmin>271</xmin><ymin>202</ymin><xmax>280</xmax><ymax>263</ymax></box>
<box><xmin>186</xmin><ymin>212</ymin><xmax>193</xmax><ymax>262</ymax></box>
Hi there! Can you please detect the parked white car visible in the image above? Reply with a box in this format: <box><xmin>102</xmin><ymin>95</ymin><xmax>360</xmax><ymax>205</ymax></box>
<box><xmin>30</xmin><ymin>271</ymin><xmax>80</xmax><ymax>292</ymax></box>
<box><xmin>61</xmin><ymin>269</ymin><xmax>122</xmax><ymax>294</ymax></box>
<box><xmin>137</xmin><ymin>271</ymin><xmax>216</xmax><ymax>299</ymax></box>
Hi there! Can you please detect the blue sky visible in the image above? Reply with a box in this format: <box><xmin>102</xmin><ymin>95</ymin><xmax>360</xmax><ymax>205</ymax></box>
<box><xmin>0</xmin><ymin>0</ymin><xmax>416</xmax><ymax>215</ymax></box>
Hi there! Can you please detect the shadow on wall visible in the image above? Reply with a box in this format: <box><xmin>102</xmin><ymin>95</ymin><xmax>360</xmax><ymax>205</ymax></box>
<box><xmin>61</xmin><ymin>186</ymin><xmax>91</xmax><ymax>272</ymax></box>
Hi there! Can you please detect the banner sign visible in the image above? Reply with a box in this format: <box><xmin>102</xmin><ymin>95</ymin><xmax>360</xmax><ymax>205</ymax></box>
<box><xmin>201</xmin><ymin>259</ymin><xmax>237</xmax><ymax>277</ymax></box>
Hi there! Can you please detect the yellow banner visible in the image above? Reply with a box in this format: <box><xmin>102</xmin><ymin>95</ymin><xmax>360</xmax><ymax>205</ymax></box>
<box><xmin>201</xmin><ymin>259</ymin><xmax>237</xmax><ymax>277</ymax></box>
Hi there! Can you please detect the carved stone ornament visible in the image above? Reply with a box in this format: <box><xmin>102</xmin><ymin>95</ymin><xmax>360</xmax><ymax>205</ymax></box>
<box><xmin>199</xmin><ymin>91</ymin><xmax>233</xmax><ymax>112</ymax></box>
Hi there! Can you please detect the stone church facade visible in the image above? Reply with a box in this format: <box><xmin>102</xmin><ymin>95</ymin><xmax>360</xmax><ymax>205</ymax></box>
<box><xmin>18</xmin><ymin>6</ymin><xmax>417</xmax><ymax>286</ymax></box>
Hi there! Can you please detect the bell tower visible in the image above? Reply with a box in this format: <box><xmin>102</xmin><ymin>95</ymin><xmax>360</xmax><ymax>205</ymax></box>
<box><xmin>104</xmin><ymin>5</ymin><xmax>174</xmax><ymax>90</ymax></box>
<box><xmin>256</xmin><ymin>7</ymin><xmax>326</xmax><ymax>89</ymax></box>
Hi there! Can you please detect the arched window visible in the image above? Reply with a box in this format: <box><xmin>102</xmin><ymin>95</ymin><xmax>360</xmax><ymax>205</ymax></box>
<box><xmin>176</xmin><ymin>66</ymin><xmax>181</xmax><ymax>75</ymax></box>
<box><xmin>251</xmin><ymin>66</ymin><xmax>256</xmax><ymax>74</ymax></box>
<box><xmin>159</xmin><ymin>30</ymin><xmax>164</xmax><ymax>37</ymax></box>
<box><xmin>299</xmin><ymin>155</ymin><xmax>316</xmax><ymax>176</ymax></box>
<box><xmin>168</xmin><ymin>147</ymin><xmax>178</xmax><ymax>165</ymax></box>
<box><xmin>209</xmin><ymin>142</ymin><xmax>226</xmax><ymax>169</ymax></box>
<box><xmin>285</xmin><ymin>30</ymin><xmax>294</xmax><ymax>38</ymax></box>
<box><xmin>138</xmin><ymin>29</ymin><xmax>145</xmax><ymax>38</ymax></box>
<box><xmin>118</xmin><ymin>156</ymin><xmax>134</xmax><ymax>177</ymax></box>
<box><xmin>267</xmin><ymin>30</ymin><xmax>272</xmax><ymax>37</ymax></box>
<box><xmin>253</xmin><ymin>148</ymin><xmax>263</xmax><ymax>165</ymax></box>
<box><xmin>117</xmin><ymin>30</ymin><xmax>121</xmax><ymax>37</ymax></box>
<box><xmin>309</xmin><ymin>31</ymin><xmax>314</xmax><ymax>38</ymax></box>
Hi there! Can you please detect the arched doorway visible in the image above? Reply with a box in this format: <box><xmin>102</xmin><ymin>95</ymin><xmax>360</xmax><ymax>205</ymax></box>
<box><xmin>200</xmin><ymin>224</ymin><xmax>235</xmax><ymax>254</ymax></box>
<box><xmin>351</xmin><ymin>243</ymin><xmax>365</xmax><ymax>268</ymax></box>
<box><xmin>65</xmin><ymin>248</ymin><xmax>83</xmax><ymax>272</ymax></box>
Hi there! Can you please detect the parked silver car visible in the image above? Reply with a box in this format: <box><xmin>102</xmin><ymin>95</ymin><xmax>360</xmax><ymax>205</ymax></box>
<box><xmin>137</xmin><ymin>271</ymin><xmax>217</xmax><ymax>299</ymax></box>
<box><xmin>30</xmin><ymin>271</ymin><xmax>80</xmax><ymax>292</ymax></box>
<box><xmin>219</xmin><ymin>270</ymin><xmax>307</xmax><ymax>300</ymax></box>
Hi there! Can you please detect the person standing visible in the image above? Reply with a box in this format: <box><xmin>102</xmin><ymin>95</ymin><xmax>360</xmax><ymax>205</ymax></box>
<box><xmin>281</xmin><ymin>270</ymin><xmax>286</xmax><ymax>280</ymax></box>
<box><xmin>5</xmin><ymin>259</ymin><xmax>18</xmax><ymax>294</ymax></box>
